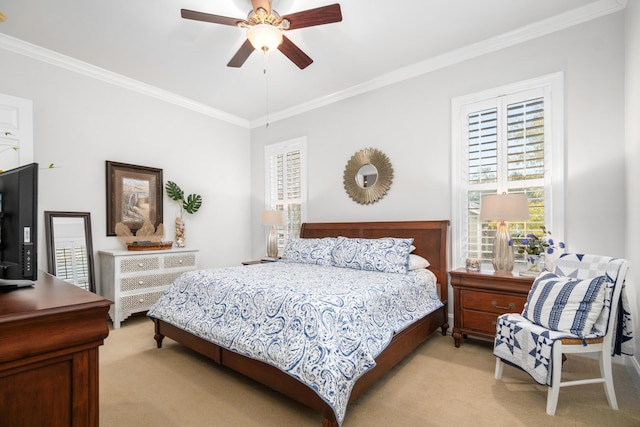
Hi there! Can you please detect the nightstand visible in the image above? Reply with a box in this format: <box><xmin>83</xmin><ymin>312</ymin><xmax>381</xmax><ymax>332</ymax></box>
<box><xmin>449</xmin><ymin>268</ymin><xmax>535</xmax><ymax>347</ymax></box>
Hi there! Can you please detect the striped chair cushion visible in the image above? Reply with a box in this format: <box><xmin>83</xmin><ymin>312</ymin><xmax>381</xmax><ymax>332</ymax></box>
<box><xmin>522</xmin><ymin>272</ymin><xmax>607</xmax><ymax>337</ymax></box>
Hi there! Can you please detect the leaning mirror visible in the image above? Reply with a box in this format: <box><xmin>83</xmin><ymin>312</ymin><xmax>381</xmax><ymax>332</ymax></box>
<box><xmin>343</xmin><ymin>148</ymin><xmax>394</xmax><ymax>204</ymax></box>
<box><xmin>44</xmin><ymin>211</ymin><xmax>96</xmax><ymax>292</ymax></box>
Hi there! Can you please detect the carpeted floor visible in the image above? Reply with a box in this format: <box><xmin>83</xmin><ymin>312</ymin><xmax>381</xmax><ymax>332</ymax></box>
<box><xmin>100</xmin><ymin>313</ymin><xmax>640</xmax><ymax>426</ymax></box>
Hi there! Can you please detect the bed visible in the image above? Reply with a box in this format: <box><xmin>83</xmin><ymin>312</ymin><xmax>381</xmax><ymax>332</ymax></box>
<box><xmin>149</xmin><ymin>220</ymin><xmax>449</xmax><ymax>426</ymax></box>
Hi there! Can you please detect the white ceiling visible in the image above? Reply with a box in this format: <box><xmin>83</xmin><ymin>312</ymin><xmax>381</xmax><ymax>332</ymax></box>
<box><xmin>0</xmin><ymin>0</ymin><xmax>623</xmax><ymax>126</ymax></box>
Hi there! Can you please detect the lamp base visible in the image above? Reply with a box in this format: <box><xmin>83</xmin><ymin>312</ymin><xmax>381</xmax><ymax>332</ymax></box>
<box><xmin>266</xmin><ymin>226</ymin><xmax>278</xmax><ymax>258</ymax></box>
<box><xmin>492</xmin><ymin>221</ymin><xmax>514</xmax><ymax>273</ymax></box>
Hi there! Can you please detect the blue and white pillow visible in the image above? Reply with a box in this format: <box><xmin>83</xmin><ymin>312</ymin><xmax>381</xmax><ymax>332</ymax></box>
<box><xmin>522</xmin><ymin>272</ymin><xmax>607</xmax><ymax>337</ymax></box>
<box><xmin>331</xmin><ymin>236</ymin><xmax>413</xmax><ymax>274</ymax></box>
<box><xmin>281</xmin><ymin>237</ymin><xmax>336</xmax><ymax>266</ymax></box>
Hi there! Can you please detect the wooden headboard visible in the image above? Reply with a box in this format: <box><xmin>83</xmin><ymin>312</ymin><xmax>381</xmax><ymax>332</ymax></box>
<box><xmin>300</xmin><ymin>220</ymin><xmax>449</xmax><ymax>300</ymax></box>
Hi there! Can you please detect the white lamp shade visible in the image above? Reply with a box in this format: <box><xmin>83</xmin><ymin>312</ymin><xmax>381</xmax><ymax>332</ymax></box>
<box><xmin>262</xmin><ymin>210</ymin><xmax>285</xmax><ymax>227</ymax></box>
<box><xmin>480</xmin><ymin>193</ymin><xmax>530</xmax><ymax>221</ymax></box>
<box><xmin>248</xmin><ymin>24</ymin><xmax>283</xmax><ymax>52</ymax></box>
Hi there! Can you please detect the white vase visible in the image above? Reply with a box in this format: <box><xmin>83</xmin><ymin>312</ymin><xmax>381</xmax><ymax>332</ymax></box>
<box><xmin>175</xmin><ymin>217</ymin><xmax>185</xmax><ymax>248</ymax></box>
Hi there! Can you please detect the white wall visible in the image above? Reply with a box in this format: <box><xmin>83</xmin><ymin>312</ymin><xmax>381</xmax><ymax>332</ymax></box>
<box><xmin>625</xmin><ymin>1</ymin><xmax>640</xmax><ymax>371</ymax></box>
<box><xmin>0</xmin><ymin>48</ymin><xmax>252</xmax><ymax>293</ymax></box>
<box><xmin>250</xmin><ymin>11</ymin><xmax>635</xmax><ymax>374</ymax></box>
<box><xmin>251</xmin><ymin>13</ymin><xmax>626</xmax><ymax>258</ymax></box>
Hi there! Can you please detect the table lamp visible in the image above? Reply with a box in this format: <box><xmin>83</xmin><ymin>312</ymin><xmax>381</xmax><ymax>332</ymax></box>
<box><xmin>262</xmin><ymin>210</ymin><xmax>285</xmax><ymax>260</ymax></box>
<box><xmin>480</xmin><ymin>193</ymin><xmax>530</xmax><ymax>273</ymax></box>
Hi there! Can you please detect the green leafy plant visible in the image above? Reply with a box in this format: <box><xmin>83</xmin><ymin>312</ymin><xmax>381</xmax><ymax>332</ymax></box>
<box><xmin>165</xmin><ymin>181</ymin><xmax>202</xmax><ymax>217</ymax></box>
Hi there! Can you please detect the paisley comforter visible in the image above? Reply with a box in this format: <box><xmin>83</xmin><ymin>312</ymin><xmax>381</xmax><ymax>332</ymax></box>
<box><xmin>147</xmin><ymin>262</ymin><xmax>443</xmax><ymax>425</ymax></box>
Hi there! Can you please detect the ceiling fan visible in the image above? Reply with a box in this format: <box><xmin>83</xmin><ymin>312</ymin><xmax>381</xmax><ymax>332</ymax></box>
<box><xmin>181</xmin><ymin>0</ymin><xmax>342</xmax><ymax>69</ymax></box>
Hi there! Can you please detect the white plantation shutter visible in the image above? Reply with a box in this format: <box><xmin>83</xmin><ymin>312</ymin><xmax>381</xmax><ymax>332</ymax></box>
<box><xmin>452</xmin><ymin>74</ymin><xmax>564</xmax><ymax>268</ymax></box>
<box><xmin>507</xmin><ymin>98</ymin><xmax>545</xmax><ymax>183</ymax></box>
<box><xmin>266</xmin><ymin>138</ymin><xmax>307</xmax><ymax>250</ymax></box>
<box><xmin>468</xmin><ymin>108</ymin><xmax>498</xmax><ymax>186</ymax></box>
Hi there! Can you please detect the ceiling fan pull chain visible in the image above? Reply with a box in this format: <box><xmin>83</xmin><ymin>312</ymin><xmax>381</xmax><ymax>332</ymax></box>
<box><xmin>263</xmin><ymin>52</ymin><xmax>270</xmax><ymax>128</ymax></box>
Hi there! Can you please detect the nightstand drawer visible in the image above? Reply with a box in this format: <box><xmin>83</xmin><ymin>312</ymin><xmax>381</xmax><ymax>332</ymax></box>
<box><xmin>461</xmin><ymin>290</ymin><xmax>527</xmax><ymax>314</ymax></box>
<box><xmin>461</xmin><ymin>309</ymin><xmax>502</xmax><ymax>335</ymax></box>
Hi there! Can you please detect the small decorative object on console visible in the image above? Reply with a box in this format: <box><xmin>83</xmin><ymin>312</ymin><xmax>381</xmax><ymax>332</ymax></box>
<box><xmin>127</xmin><ymin>241</ymin><xmax>174</xmax><ymax>251</ymax></box>
<box><xmin>165</xmin><ymin>181</ymin><xmax>202</xmax><ymax>248</ymax></box>
<box><xmin>466</xmin><ymin>258</ymin><xmax>480</xmax><ymax>271</ymax></box>
<box><xmin>115</xmin><ymin>220</ymin><xmax>166</xmax><ymax>250</ymax></box>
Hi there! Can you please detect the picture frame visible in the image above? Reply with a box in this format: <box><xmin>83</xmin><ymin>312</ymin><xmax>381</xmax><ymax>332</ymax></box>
<box><xmin>106</xmin><ymin>161</ymin><xmax>163</xmax><ymax>236</ymax></box>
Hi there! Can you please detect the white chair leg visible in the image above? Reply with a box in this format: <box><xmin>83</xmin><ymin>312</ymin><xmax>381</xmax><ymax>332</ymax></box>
<box><xmin>546</xmin><ymin>342</ymin><xmax>563</xmax><ymax>415</ymax></box>
<box><xmin>600</xmin><ymin>352</ymin><xmax>619</xmax><ymax>410</ymax></box>
<box><xmin>495</xmin><ymin>357</ymin><xmax>504</xmax><ymax>379</ymax></box>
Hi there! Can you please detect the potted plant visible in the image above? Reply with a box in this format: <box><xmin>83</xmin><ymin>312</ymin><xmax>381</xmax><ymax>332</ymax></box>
<box><xmin>165</xmin><ymin>181</ymin><xmax>202</xmax><ymax>247</ymax></box>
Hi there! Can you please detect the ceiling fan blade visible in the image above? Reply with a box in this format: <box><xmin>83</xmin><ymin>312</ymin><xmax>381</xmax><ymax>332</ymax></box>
<box><xmin>181</xmin><ymin>9</ymin><xmax>244</xmax><ymax>27</ymax></box>
<box><xmin>227</xmin><ymin>39</ymin><xmax>255</xmax><ymax>67</ymax></box>
<box><xmin>278</xmin><ymin>35</ymin><xmax>313</xmax><ymax>69</ymax></box>
<box><xmin>251</xmin><ymin>0</ymin><xmax>271</xmax><ymax>16</ymax></box>
<box><xmin>282</xmin><ymin>4</ymin><xmax>342</xmax><ymax>30</ymax></box>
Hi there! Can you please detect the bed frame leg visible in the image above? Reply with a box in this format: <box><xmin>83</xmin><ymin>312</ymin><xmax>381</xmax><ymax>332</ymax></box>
<box><xmin>152</xmin><ymin>319</ymin><xmax>165</xmax><ymax>348</ymax></box>
<box><xmin>441</xmin><ymin>322</ymin><xmax>449</xmax><ymax>336</ymax></box>
<box><xmin>322</xmin><ymin>417</ymin><xmax>339</xmax><ymax>427</ymax></box>
<box><xmin>154</xmin><ymin>333</ymin><xmax>165</xmax><ymax>348</ymax></box>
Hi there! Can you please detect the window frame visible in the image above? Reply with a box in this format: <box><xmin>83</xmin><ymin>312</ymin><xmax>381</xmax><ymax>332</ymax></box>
<box><xmin>451</xmin><ymin>72</ymin><xmax>565</xmax><ymax>269</ymax></box>
<box><xmin>264</xmin><ymin>136</ymin><xmax>308</xmax><ymax>251</ymax></box>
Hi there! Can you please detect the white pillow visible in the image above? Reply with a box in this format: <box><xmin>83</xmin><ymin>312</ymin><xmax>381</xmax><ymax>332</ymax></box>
<box><xmin>280</xmin><ymin>237</ymin><xmax>336</xmax><ymax>266</ymax></box>
<box><xmin>331</xmin><ymin>236</ymin><xmax>413</xmax><ymax>274</ymax></box>
<box><xmin>521</xmin><ymin>272</ymin><xmax>607</xmax><ymax>337</ymax></box>
<box><xmin>409</xmin><ymin>254</ymin><xmax>430</xmax><ymax>270</ymax></box>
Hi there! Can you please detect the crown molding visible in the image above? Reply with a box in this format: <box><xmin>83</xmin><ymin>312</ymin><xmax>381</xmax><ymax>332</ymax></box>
<box><xmin>0</xmin><ymin>0</ymin><xmax>625</xmax><ymax>130</ymax></box>
<box><xmin>0</xmin><ymin>33</ymin><xmax>250</xmax><ymax>129</ymax></box>
<box><xmin>252</xmin><ymin>0</ymin><xmax>626</xmax><ymax>128</ymax></box>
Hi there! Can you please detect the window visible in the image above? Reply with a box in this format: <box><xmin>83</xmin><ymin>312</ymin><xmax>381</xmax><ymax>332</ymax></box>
<box><xmin>54</xmin><ymin>242</ymin><xmax>90</xmax><ymax>290</ymax></box>
<box><xmin>265</xmin><ymin>137</ymin><xmax>307</xmax><ymax>251</ymax></box>
<box><xmin>451</xmin><ymin>73</ymin><xmax>564</xmax><ymax>268</ymax></box>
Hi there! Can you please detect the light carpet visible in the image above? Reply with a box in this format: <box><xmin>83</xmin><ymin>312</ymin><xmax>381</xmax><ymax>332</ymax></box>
<box><xmin>100</xmin><ymin>314</ymin><xmax>640</xmax><ymax>426</ymax></box>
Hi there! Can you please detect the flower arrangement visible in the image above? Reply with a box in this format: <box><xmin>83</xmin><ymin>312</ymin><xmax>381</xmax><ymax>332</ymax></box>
<box><xmin>512</xmin><ymin>227</ymin><xmax>565</xmax><ymax>256</ymax></box>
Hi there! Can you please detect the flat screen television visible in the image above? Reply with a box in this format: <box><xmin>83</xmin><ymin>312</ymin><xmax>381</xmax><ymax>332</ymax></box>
<box><xmin>0</xmin><ymin>162</ymin><xmax>38</xmax><ymax>288</ymax></box>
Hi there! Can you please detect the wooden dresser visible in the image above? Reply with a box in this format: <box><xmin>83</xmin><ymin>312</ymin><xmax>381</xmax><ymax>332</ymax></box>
<box><xmin>0</xmin><ymin>272</ymin><xmax>111</xmax><ymax>426</ymax></box>
<box><xmin>99</xmin><ymin>248</ymin><xmax>198</xmax><ymax>328</ymax></box>
<box><xmin>449</xmin><ymin>268</ymin><xmax>535</xmax><ymax>347</ymax></box>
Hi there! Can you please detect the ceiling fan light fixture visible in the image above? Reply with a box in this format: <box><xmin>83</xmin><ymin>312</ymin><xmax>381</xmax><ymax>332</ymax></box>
<box><xmin>247</xmin><ymin>24</ymin><xmax>282</xmax><ymax>52</ymax></box>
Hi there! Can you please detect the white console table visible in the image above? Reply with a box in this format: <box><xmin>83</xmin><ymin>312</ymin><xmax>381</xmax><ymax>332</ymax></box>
<box><xmin>99</xmin><ymin>248</ymin><xmax>199</xmax><ymax>328</ymax></box>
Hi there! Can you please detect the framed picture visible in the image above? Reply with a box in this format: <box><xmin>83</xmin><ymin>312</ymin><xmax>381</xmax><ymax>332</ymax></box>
<box><xmin>106</xmin><ymin>161</ymin><xmax>163</xmax><ymax>236</ymax></box>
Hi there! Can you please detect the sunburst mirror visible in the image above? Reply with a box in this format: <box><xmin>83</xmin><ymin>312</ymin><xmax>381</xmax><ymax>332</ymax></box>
<box><xmin>343</xmin><ymin>148</ymin><xmax>394</xmax><ymax>205</ymax></box>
